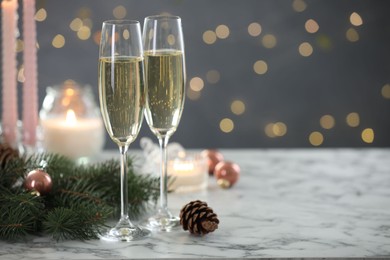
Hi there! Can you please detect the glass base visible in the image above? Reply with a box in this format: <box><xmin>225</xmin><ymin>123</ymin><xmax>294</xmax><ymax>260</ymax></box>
<box><xmin>145</xmin><ymin>209</ymin><xmax>180</xmax><ymax>232</ymax></box>
<box><xmin>100</xmin><ymin>217</ymin><xmax>150</xmax><ymax>242</ymax></box>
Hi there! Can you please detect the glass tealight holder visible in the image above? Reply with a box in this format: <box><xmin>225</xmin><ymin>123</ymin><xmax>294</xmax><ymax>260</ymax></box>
<box><xmin>167</xmin><ymin>152</ymin><xmax>208</xmax><ymax>193</ymax></box>
<box><xmin>39</xmin><ymin>80</ymin><xmax>105</xmax><ymax>161</ymax></box>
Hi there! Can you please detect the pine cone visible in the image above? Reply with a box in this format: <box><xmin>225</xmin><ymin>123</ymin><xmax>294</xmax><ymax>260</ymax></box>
<box><xmin>180</xmin><ymin>200</ymin><xmax>219</xmax><ymax>235</ymax></box>
<box><xmin>0</xmin><ymin>143</ymin><xmax>19</xmax><ymax>168</ymax></box>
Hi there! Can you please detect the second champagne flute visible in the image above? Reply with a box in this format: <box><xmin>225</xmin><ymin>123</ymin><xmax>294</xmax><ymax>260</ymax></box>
<box><xmin>142</xmin><ymin>15</ymin><xmax>186</xmax><ymax>231</ymax></box>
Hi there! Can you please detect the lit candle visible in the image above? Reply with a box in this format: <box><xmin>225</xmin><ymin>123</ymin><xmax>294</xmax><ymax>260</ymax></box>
<box><xmin>40</xmin><ymin>109</ymin><xmax>105</xmax><ymax>159</ymax></box>
<box><xmin>22</xmin><ymin>0</ymin><xmax>38</xmax><ymax>147</ymax></box>
<box><xmin>1</xmin><ymin>0</ymin><xmax>19</xmax><ymax>146</ymax></box>
<box><xmin>168</xmin><ymin>153</ymin><xmax>208</xmax><ymax>192</ymax></box>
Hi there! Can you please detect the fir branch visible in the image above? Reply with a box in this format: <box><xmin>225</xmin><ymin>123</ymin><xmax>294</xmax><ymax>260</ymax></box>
<box><xmin>0</xmin><ymin>156</ymin><xmax>27</xmax><ymax>188</ymax></box>
<box><xmin>0</xmin><ymin>191</ymin><xmax>45</xmax><ymax>240</ymax></box>
<box><xmin>0</xmin><ymin>148</ymin><xmax>159</xmax><ymax>241</ymax></box>
<box><xmin>58</xmin><ymin>189</ymin><xmax>104</xmax><ymax>205</ymax></box>
<box><xmin>43</xmin><ymin>205</ymin><xmax>112</xmax><ymax>241</ymax></box>
<box><xmin>0</xmin><ymin>210</ymin><xmax>35</xmax><ymax>240</ymax></box>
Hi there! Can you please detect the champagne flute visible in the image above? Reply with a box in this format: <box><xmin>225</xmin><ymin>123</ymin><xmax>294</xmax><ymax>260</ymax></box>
<box><xmin>98</xmin><ymin>20</ymin><xmax>150</xmax><ymax>241</ymax></box>
<box><xmin>142</xmin><ymin>15</ymin><xmax>186</xmax><ymax>231</ymax></box>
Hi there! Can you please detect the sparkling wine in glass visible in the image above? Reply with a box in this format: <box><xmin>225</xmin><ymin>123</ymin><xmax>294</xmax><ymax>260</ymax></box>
<box><xmin>98</xmin><ymin>20</ymin><xmax>150</xmax><ymax>241</ymax></box>
<box><xmin>142</xmin><ymin>15</ymin><xmax>186</xmax><ymax>231</ymax></box>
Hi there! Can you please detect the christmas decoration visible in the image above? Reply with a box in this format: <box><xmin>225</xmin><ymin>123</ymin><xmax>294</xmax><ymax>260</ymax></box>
<box><xmin>214</xmin><ymin>161</ymin><xmax>240</xmax><ymax>188</ymax></box>
<box><xmin>139</xmin><ymin>137</ymin><xmax>185</xmax><ymax>176</ymax></box>
<box><xmin>201</xmin><ymin>149</ymin><xmax>224</xmax><ymax>175</ymax></box>
<box><xmin>0</xmin><ymin>143</ymin><xmax>19</xmax><ymax>168</ymax></box>
<box><xmin>0</xmin><ymin>146</ymin><xmax>159</xmax><ymax>241</ymax></box>
<box><xmin>180</xmin><ymin>200</ymin><xmax>219</xmax><ymax>235</ymax></box>
<box><xmin>24</xmin><ymin>169</ymin><xmax>52</xmax><ymax>195</ymax></box>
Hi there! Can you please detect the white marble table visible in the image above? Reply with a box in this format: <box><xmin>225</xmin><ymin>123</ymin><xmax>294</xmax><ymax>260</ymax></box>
<box><xmin>1</xmin><ymin>149</ymin><xmax>390</xmax><ymax>259</ymax></box>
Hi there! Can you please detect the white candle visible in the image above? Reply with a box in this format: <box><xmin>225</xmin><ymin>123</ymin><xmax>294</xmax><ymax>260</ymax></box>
<box><xmin>168</xmin><ymin>153</ymin><xmax>208</xmax><ymax>192</ymax></box>
<box><xmin>22</xmin><ymin>0</ymin><xmax>38</xmax><ymax>147</ymax></box>
<box><xmin>40</xmin><ymin>110</ymin><xmax>105</xmax><ymax>159</ymax></box>
<box><xmin>1</xmin><ymin>0</ymin><xmax>19</xmax><ymax>146</ymax></box>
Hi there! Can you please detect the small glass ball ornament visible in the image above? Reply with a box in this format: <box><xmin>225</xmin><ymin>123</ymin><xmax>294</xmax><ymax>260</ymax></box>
<box><xmin>214</xmin><ymin>161</ymin><xmax>240</xmax><ymax>188</ymax></box>
<box><xmin>24</xmin><ymin>168</ymin><xmax>52</xmax><ymax>195</ymax></box>
<box><xmin>201</xmin><ymin>149</ymin><xmax>224</xmax><ymax>175</ymax></box>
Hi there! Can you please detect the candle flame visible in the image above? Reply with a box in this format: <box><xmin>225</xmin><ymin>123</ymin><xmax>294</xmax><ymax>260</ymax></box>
<box><xmin>66</xmin><ymin>109</ymin><xmax>77</xmax><ymax>125</ymax></box>
<box><xmin>65</xmin><ymin>88</ymin><xmax>75</xmax><ymax>96</ymax></box>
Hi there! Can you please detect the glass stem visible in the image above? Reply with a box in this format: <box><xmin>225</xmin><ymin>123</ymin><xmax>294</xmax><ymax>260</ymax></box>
<box><xmin>119</xmin><ymin>145</ymin><xmax>129</xmax><ymax>220</ymax></box>
<box><xmin>158</xmin><ymin>135</ymin><xmax>170</xmax><ymax>211</ymax></box>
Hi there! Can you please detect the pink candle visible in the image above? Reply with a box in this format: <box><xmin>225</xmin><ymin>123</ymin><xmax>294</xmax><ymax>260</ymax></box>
<box><xmin>22</xmin><ymin>0</ymin><xmax>38</xmax><ymax>147</ymax></box>
<box><xmin>1</xmin><ymin>0</ymin><xmax>19</xmax><ymax>146</ymax></box>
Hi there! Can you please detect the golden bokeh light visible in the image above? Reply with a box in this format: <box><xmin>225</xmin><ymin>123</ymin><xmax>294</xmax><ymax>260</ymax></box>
<box><xmin>248</xmin><ymin>22</ymin><xmax>262</xmax><ymax>37</ymax></box>
<box><xmin>292</xmin><ymin>0</ymin><xmax>307</xmax><ymax>12</ymax></box>
<box><xmin>35</xmin><ymin>8</ymin><xmax>47</xmax><ymax>22</ymax></box>
<box><xmin>265</xmin><ymin>122</ymin><xmax>287</xmax><ymax>138</ymax></box>
<box><xmin>346</xmin><ymin>112</ymin><xmax>360</xmax><ymax>127</ymax></box>
<box><xmin>346</xmin><ymin>28</ymin><xmax>359</xmax><ymax>42</ymax></box>
<box><xmin>309</xmin><ymin>131</ymin><xmax>324</xmax><ymax>146</ymax></box>
<box><xmin>70</xmin><ymin>18</ymin><xmax>83</xmax><ymax>32</ymax></box>
<box><xmin>305</xmin><ymin>19</ymin><xmax>319</xmax><ymax>33</ymax></box>
<box><xmin>350</xmin><ymin>12</ymin><xmax>363</xmax><ymax>26</ymax></box>
<box><xmin>77</xmin><ymin>26</ymin><xmax>91</xmax><ymax>40</ymax></box>
<box><xmin>206</xmin><ymin>70</ymin><xmax>220</xmax><ymax>84</ymax></box>
<box><xmin>265</xmin><ymin>123</ymin><xmax>276</xmax><ymax>138</ymax></box>
<box><xmin>215</xmin><ymin>24</ymin><xmax>230</xmax><ymax>39</ymax></box>
<box><xmin>299</xmin><ymin>42</ymin><xmax>313</xmax><ymax>57</ymax></box>
<box><xmin>381</xmin><ymin>84</ymin><xmax>390</xmax><ymax>99</ymax></box>
<box><xmin>189</xmin><ymin>77</ymin><xmax>204</xmax><ymax>92</ymax></box>
<box><xmin>320</xmin><ymin>115</ymin><xmax>335</xmax><ymax>129</ymax></box>
<box><xmin>220</xmin><ymin>118</ymin><xmax>234</xmax><ymax>133</ymax></box>
<box><xmin>253</xmin><ymin>60</ymin><xmax>268</xmax><ymax>75</ymax></box>
<box><xmin>273</xmin><ymin>122</ymin><xmax>287</xmax><ymax>137</ymax></box>
<box><xmin>361</xmin><ymin>128</ymin><xmax>374</xmax><ymax>143</ymax></box>
<box><xmin>231</xmin><ymin>100</ymin><xmax>246</xmax><ymax>115</ymax></box>
<box><xmin>123</xmin><ymin>29</ymin><xmax>130</xmax><ymax>40</ymax></box>
<box><xmin>52</xmin><ymin>34</ymin><xmax>65</xmax><ymax>48</ymax></box>
<box><xmin>167</xmin><ymin>34</ymin><xmax>176</xmax><ymax>45</ymax></box>
<box><xmin>187</xmin><ymin>88</ymin><xmax>201</xmax><ymax>101</ymax></box>
<box><xmin>17</xmin><ymin>66</ymin><xmax>25</xmax><ymax>83</ymax></box>
<box><xmin>113</xmin><ymin>5</ymin><xmax>127</xmax><ymax>19</ymax></box>
<box><xmin>203</xmin><ymin>30</ymin><xmax>217</xmax><ymax>44</ymax></box>
<box><xmin>262</xmin><ymin>34</ymin><xmax>277</xmax><ymax>48</ymax></box>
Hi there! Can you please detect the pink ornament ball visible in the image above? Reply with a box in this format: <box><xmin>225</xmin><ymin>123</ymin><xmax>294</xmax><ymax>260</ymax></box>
<box><xmin>24</xmin><ymin>169</ymin><xmax>52</xmax><ymax>195</ymax></box>
<box><xmin>213</xmin><ymin>161</ymin><xmax>240</xmax><ymax>188</ymax></box>
<box><xmin>201</xmin><ymin>149</ymin><xmax>224</xmax><ymax>175</ymax></box>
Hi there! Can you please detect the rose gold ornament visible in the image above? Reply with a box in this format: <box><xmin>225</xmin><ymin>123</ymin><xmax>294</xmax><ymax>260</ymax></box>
<box><xmin>214</xmin><ymin>161</ymin><xmax>240</xmax><ymax>188</ymax></box>
<box><xmin>201</xmin><ymin>149</ymin><xmax>224</xmax><ymax>175</ymax></box>
<box><xmin>24</xmin><ymin>169</ymin><xmax>52</xmax><ymax>195</ymax></box>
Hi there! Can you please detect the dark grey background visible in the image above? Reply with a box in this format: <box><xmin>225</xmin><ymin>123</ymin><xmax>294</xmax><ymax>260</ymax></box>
<box><xmin>1</xmin><ymin>0</ymin><xmax>389</xmax><ymax>149</ymax></box>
